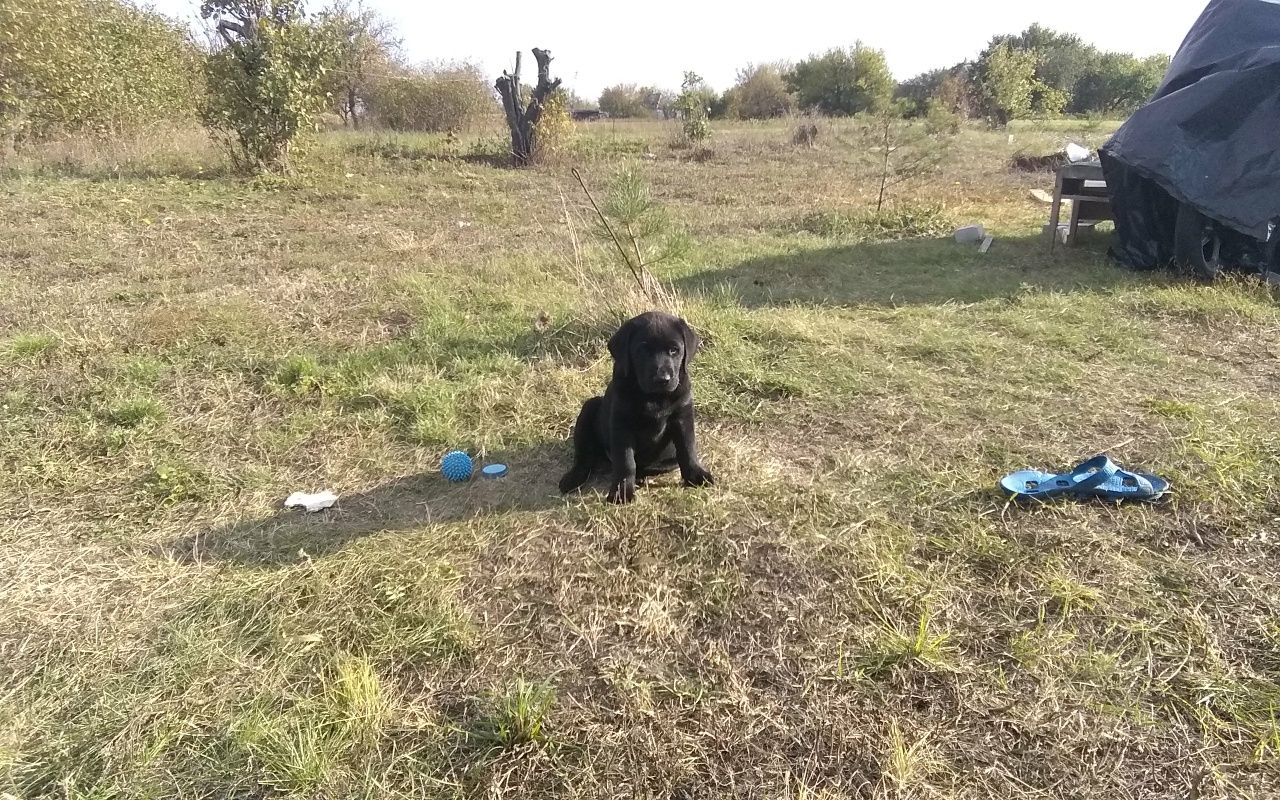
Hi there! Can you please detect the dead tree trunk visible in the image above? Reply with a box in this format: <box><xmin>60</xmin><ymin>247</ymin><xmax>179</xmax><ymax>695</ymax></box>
<box><xmin>495</xmin><ymin>48</ymin><xmax>562</xmax><ymax>166</ymax></box>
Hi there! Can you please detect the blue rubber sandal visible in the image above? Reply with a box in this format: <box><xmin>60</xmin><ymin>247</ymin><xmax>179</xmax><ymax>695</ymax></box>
<box><xmin>1088</xmin><ymin>465</ymin><xmax>1170</xmax><ymax>502</ymax></box>
<box><xmin>1000</xmin><ymin>455</ymin><xmax>1115</xmax><ymax>500</ymax></box>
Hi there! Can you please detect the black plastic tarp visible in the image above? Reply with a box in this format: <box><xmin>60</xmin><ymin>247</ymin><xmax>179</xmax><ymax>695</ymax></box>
<box><xmin>1100</xmin><ymin>0</ymin><xmax>1280</xmax><ymax>268</ymax></box>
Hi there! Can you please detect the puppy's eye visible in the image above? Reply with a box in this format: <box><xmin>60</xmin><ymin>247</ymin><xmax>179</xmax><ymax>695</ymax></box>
<box><xmin>668</xmin><ymin>347</ymin><xmax>679</xmax><ymax>357</ymax></box>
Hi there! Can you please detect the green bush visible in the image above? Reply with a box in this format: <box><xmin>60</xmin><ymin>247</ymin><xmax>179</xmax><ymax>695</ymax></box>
<box><xmin>674</xmin><ymin>72</ymin><xmax>711</xmax><ymax>145</ymax></box>
<box><xmin>532</xmin><ymin>89</ymin><xmax>575</xmax><ymax>163</ymax></box>
<box><xmin>1072</xmin><ymin>53</ymin><xmax>1168</xmax><ymax>115</ymax></box>
<box><xmin>924</xmin><ymin>100</ymin><xmax>962</xmax><ymax>136</ymax></box>
<box><xmin>366</xmin><ymin>65</ymin><xmax>496</xmax><ymax>133</ymax></box>
<box><xmin>972</xmin><ymin>24</ymin><xmax>1171</xmax><ymax>118</ymax></box>
<box><xmin>974</xmin><ymin>43</ymin><xmax>1055</xmax><ymax>126</ymax></box>
<box><xmin>895</xmin><ymin>67</ymin><xmax>951</xmax><ymax>117</ymax></box>
<box><xmin>723</xmin><ymin>64</ymin><xmax>794</xmax><ymax>120</ymax></box>
<box><xmin>786</xmin><ymin>44</ymin><xmax>894</xmax><ymax>116</ymax></box>
<box><xmin>982</xmin><ymin>24</ymin><xmax>1096</xmax><ymax>105</ymax></box>
<box><xmin>933</xmin><ymin>71</ymin><xmax>979</xmax><ymax>118</ymax></box>
<box><xmin>315</xmin><ymin>0</ymin><xmax>400</xmax><ymax>129</ymax></box>
<box><xmin>0</xmin><ymin>0</ymin><xmax>201</xmax><ymax>147</ymax></box>
<box><xmin>200</xmin><ymin>1</ymin><xmax>337</xmax><ymax>173</ymax></box>
<box><xmin>598</xmin><ymin>84</ymin><xmax>655</xmax><ymax>118</ymax></box>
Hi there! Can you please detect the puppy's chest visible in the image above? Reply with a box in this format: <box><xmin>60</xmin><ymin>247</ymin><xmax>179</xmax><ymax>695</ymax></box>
<box><xmin>632</xmin><ymin>399</ymin><xmax>680</xmax><ymax>436</ymax></box>
<box><xmin>640</xmin><ymin>396</ymin><xmax>677</xmax><ymax>416</ymax></box>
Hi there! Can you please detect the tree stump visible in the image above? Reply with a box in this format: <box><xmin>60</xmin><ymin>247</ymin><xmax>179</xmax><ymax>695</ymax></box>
<box><xmin>495</xmin><ymin>48</ymin><xmax>562</xmax><ymax>167</ymax></box>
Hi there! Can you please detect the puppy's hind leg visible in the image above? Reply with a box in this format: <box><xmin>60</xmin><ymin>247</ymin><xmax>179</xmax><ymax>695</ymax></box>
<box><xmin>559</xmin><ymin>397</ymin><xmax>604</xmax><ymax>494</ymax></box>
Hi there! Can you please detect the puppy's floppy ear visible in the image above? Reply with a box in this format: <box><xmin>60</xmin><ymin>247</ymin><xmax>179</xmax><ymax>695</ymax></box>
<box><xmin>608</xmin><ymin>319</ymin><xmax>635</xmax><ymax>378</ymax></box>
<box><xmin>679</xmin><ymin>318</ymin><xmax>701</xmax><ymax>366</ymax></box>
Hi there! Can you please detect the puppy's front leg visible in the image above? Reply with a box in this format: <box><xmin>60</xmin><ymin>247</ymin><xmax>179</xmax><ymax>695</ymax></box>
<box><xmin>607</xmin><ymin>411</ymin><xmax>638</xmax><ymax>505</ymax></box>
<box><xmin>673</xmin><ymin>403</ymin><xmax>714</xmax><ymax>488</ymax></box>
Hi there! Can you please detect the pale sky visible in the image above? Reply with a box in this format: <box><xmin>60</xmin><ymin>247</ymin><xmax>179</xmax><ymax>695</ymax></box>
<box><xmin>149</xmin><ymin>0</ymin><xmax>1209</xmax><ymax>97</ymax></box>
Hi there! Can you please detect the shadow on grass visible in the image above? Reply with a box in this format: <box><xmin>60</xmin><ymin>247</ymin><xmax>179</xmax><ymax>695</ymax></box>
<box><xmin>679</xmin><ymin>231</ymin><xmax>1151</xmax><ymax>308</ymax></box>
<box><xmin>172</xmin><ymin>440</ymin><xmax>572</xmax><ymax>568</ymax></box>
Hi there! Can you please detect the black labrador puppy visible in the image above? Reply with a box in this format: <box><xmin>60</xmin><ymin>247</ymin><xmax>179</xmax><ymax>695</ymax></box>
<box><xmin>559</xmin><ymin>311</ymin><xmax>714</xmax><ymax>504</ymax></box>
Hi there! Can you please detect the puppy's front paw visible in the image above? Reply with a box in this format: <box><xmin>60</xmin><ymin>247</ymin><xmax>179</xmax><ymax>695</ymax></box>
<box><xmin>608</xmin><ymin>477</ymin><xmax>637</xmax><ymax>505</ymax></box>
<box><xmin>682</xmin><ymin>465</ymin><xmax>715</xmax><ymax>488</ymax></box>
<box><xmin>558</xmin><ymin>467</ymin><xmax>590</xmax><ymax>494</ymax></box>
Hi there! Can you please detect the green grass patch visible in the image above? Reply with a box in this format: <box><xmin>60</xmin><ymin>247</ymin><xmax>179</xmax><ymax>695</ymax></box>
<box><xmin>4</xmin><ymin>119</ymin><xmax>1280</xmax><ymax>799</ymax></box>
<box><xmin>102</xmin><ymin>397</ymin><xmax>165</xmax><ymax>428</ymax></box>
<box><xmin>791</xmin><ymin>202</ymin><xmax>954</xmax><ymax>242</ymax></box>
<box><xmin>5</xmin><ymin>332</ymin><xmax>58</xmax><ymax>359</ymax></box>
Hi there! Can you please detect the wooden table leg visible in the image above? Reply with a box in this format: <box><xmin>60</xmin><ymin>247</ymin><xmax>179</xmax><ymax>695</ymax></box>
<box><xmin>1048</xmin><ymin>170</ymin><xmax>1064</xmax><ymax>251</ymax></box>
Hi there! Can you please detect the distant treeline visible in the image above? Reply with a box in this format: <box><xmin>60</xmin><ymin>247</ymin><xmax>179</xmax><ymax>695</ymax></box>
<box><xmin>2</xmin><ymin>1</ymin><xmax>1168</xmax><ymax>170</ymax></box>
<box><xmin>592</xmin><ymin>25</ymin><xmax>1169</xmax><ymax>124</ymax></box>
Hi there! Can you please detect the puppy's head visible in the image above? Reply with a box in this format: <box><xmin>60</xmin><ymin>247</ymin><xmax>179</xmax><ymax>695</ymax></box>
<box><xmin>608</xmin><ymin>311</ymin><xmax>701</xmax><ymax>395</ymax></box>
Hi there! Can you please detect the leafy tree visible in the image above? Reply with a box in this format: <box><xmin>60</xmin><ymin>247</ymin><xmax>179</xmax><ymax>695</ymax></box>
<box><xmin>1</xmin><ymin>0</ymin><xmax>200</xmax><ymax>148</ymax></box>
<box><xmin>558</xmin><ymin>87</ymin><xmax>591</xmax><ymax>110</ymax></box>
<box><xmin>316</xmin><ymin>0</ymin><xmax>399</xmax><ymax>129</ymax></box>
<box><xmin>983</xmin><ymin>24</ymin><xmax>1099</xmax><ymax>100</ymax></box>
<box><xmin>897</xmin><ymin>63</ymin><xmax>982</xmax><ymax>120</ymax></box>
<box><xmin>723</xmin><ymin>63</ymin><xmax>794</xmax><ymax>119</ymax></box>
<box><xmin>643</xmin><ymin>86</ymin><xmax>675</xmax><ymax>119</ymax></box>
<box><xmin>200</xmin><ymin>0</ymin><xmax>337</xmax><ymax>173</ymax></box>
<box><xmin>674</xmin><ymin>71</ymin><xmax>711</xmax><ymax>144</ymax></box>
<box><xmin>1032</xmin><ymin>82</ymin><xmax>1070</xmax><ymax>118</ymax></box>
<box><xmin>977</xmin><ymin>24</ymin><xmax>1170</xmax><ymax>115</ymax></box>
<box><xmin>674</xmin><ymin>73</ymin><xmax>717</xmax><ymax>118</ymax></box>
<box><xmin>786</xmin><ymin>44</ymin><xmax>894</xmax><ymax>116</ymax></box>
<box><xmin>365</xmin><ymin>63</ymin><xmax>495</xmax><ymax>132</ymax></box>
<box><xmin>598</xmin><ymin>84</ymin><xmax>649</xmax><ymax>118</ymax></box>
<box><xmin>934</xmin><ymin>66</ymin><xmax>979</xmax><ymax>118</ymax></box>
<box><xmin>895</xmin><ymin>67</ymin><xmax>951</xmax><ymax>117</ymax></box>
<box><xmin>1073</xmin><ymin>53</ymin><xmax>1168</xmax><ymax>115</ymax></box>
<box><xmin>975</xmin><ymin>42</ymin><xmax>1055</xmax><ymax>125</ymax></box>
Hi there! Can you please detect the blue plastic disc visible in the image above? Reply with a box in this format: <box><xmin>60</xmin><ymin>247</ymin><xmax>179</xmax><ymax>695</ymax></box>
<box><xmin>481</xmin><ymin>463</ymin><xmax>508</xmax><ymax>479</ymax></box>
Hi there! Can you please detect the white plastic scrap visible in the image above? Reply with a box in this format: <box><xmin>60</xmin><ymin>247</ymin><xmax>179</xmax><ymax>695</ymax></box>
<box><xmin>1066</xmin><ymin>143</ymin><xmax>1093</xmax><ymax>163</ymax></box>
<box><xmin>285</xmin><ymin>490</ymin><xmax>338</xmax><ymax>513</ymax></box>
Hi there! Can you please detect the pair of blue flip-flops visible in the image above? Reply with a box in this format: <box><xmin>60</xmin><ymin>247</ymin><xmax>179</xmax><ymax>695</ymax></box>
<box><xmin>1000</xmin><ymin>454</ymin><xmax>1170</xmax><ymax>502</ymax></box>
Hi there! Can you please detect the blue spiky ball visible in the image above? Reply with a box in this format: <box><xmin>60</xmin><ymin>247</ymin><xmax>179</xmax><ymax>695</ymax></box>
<box><xmin>441</xmin><ymin>450</ymin><xmax>473</xmax><ymax>482</ymax></box>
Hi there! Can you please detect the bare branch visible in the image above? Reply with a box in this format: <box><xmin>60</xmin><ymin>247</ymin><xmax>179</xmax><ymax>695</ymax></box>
<box><xmin>215</xmin><ymin>19</ymin><xmax>247</xmax><ymax>45</ymax></box>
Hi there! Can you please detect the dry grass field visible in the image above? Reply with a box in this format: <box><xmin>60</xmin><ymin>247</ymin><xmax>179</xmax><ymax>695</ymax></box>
<box><xmin>2</xmin><ymin>117</ymin><xmax>1279</xmax><ymax>799</ymax></box>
